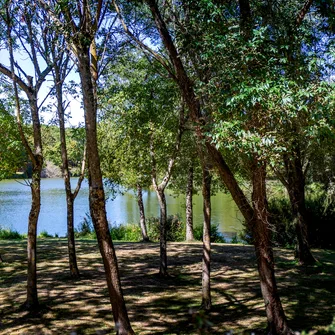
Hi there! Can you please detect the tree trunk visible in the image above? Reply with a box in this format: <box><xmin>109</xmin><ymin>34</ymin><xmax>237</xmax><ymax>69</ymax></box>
<box><xmin>54</xmin><ymin>62</ymin><xmax>81</xmax><ymax>278</ymax></box>
<box><xmin>201</xmin><ymin>164</ymin><xmax>211</xmax><ymax>310</ymax></box>
<box><xmin>155</xmin><ymin>188</ymin><xmax>168</xmax><ymax>276</ymax></box>
<box><xmin>137</xmin><ymin>184</ymin><xmax>149</xmax><ymax>242</ymax></box>
<box><xmin>77</xmin><ymin>49</ymin><xmax>134</xmax><ymax>335</ymax></box>
<box><xmin>251</xmin><ymin>159</ymin><xmax>291</xmax><ymax>334</ymax></box>
<box><xmin>25</xmin><ymin>164</ymin><xmax>42</xmax><ymax>310</ymax></box>
<box><xmin>24</xmin><ymin>91</ymin><xmax>43</xmax><ymax>310</ymax></box>
<box><xmin>66</xmin><ymin>195</ymin><xmax>80</xmax><ymax>277</ymax></box>
<box><xmin>284</xmin><ymin>152</ymin><xmax>316</xmax><ymax>266</ymax></box>
<box><xmin>186</xmin><ymin>166</ymin><xmax>194</xmax><ymax>241</ymax></box>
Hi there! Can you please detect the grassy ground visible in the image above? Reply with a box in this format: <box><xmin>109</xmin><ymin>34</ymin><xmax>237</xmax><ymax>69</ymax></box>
<box><xmin>0</xmin><ymin>239</ymin><xmax>334</xmax><ymax>334</ymax></box>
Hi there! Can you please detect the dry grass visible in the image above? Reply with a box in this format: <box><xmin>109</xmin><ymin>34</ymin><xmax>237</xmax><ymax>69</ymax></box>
<box><xmin>0</xmin><ymin>240</ymin><xmax>334</xmax><ymax>334</ymax></box>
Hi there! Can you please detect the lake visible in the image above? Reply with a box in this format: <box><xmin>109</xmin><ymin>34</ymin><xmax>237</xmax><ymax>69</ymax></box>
<box><xmin>0</xmin><ymin>178</ymin><xmax>244</xmax><ymax>240</ymax></box>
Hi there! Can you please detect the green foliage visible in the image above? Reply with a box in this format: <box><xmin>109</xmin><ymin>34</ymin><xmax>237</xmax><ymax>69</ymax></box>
<box><xmin>230</xmin><ymin>235</ymin><xmax>240</xmax><ymax>244</ymax></box>
<box><xmin>0</xmin><ymin>227</ymin><xmax>23</xmax><ymax>240</ymax></box>
<box><xmin>193</xmin><ymin>224</ymin><xmax>226</xmax><ymax>243</ymax></box>
<box><xmin>256</xmin><ymin>187</ymin><xmax>335</xmax><ymax>249</ymax></box>
<box><xmin>98</xmin><ymin>51</ymin><xmax>180</xmax><ymax>189</ymax></box>
<box><xmin>75</xmin><ymin>212</ymin><xmax>96</xmax><ymax>239</ymax></box>
<box><xmin>110</xmin><ymin>224</ymin><xmax>142</xmax><ymax>242</ymax></box>
<box><xmin>146</xmin><ymin>214</ymin><xmax>185</xmax><ymax>242</ymax></box>
<box><xmin>38</xmin><ymin>230</ymin><xmax>54</xmax><ymax>239</ymax></box>
<box><xmin>41</xmin><ymin>125</ymin><xmax>85</xmax><ymax>176</ymax></box>
<box><xmin>0</xmin><ymin>105</ymin><xmax>27</xmax><ymax>179</ymax></box>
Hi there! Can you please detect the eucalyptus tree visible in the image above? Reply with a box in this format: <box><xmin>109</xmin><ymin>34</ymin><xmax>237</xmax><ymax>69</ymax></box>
<box><xmin>170</xmin><ymin>131</ymin><xmax>200</xmax><ymax>241</ymax></box>
<box><xmin>99</xmin><ymin>50</ymin><xmax>183</xmax><ymax>275</ymax></box>
<box><xmin>37</xmin><ymin>1</ymin><xmax>134</xmax><ymax>333</ymax></box>
<box><xmin>98</xmin><ymin>114</ymin><xmax>151</xmax><ymax>241</ymax></box>
<box><xmin>48</xmin><ymin>32</ymin><xmax>86</xmax><ymax>278</ymax></box>
<box><xmin>98</xmin><ymin>53</ymin><xmax>153</xmax><ymax>242</ymax></box>
<box><xmin>0</xmin><ymin>0</ymin><xmax>58</xmax><ymax>309</ymax></box>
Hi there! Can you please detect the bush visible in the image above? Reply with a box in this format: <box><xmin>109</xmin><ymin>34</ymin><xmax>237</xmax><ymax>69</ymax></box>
<box><xmin>268</xmin><ymin>197</ymin><xmax>296</xmax><ymax>248</ymax></box>
<box><xmin>193</xmin><ymin>224</ymin><xmax>226</xmax><ymax>243</ymax></box>
<box><xmin>256</xmin><ymin>189</ymin><xmax>335</xmax><ymax>249</ymax></box>
<box><xmin>0</xmin><ymin>227</ymin><xmax>23</xmax><ymax>240</ymax></box>
<box><xmin>75</xmin><ymin>212</ymin><xmax>96</xmax><ymax>238</ymax></box>
<box><xmin>110</xmin><ymin>223</ymin><xmax>142</xmax><ymax>241</ymax></box>
<box><xmin>38</xmin><ymin>230</ymin><xmax>53</xmax><ymax>239</ymax></box>
<box><xmin>146</xmin><ymin>214</ymin><xmax>185</xmax><ymax>242</ymax></box>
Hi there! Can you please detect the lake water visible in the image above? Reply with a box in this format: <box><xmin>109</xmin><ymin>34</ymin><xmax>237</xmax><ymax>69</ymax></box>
<box><xmin>0</xmin><ymin>178</ymin><xmax>244</xmax><ymax>240</ymax></box>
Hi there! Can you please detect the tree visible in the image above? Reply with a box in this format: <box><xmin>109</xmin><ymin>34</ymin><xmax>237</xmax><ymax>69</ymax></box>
<box><xmin>49</xmin><ymin>33</ymin><xmax>86</xmax><ymax>278</ymax></box>
<box><xmin>38</xmin><ymin>1</ymin><xmax>134</xmax><ymax>333</ymax></box>
<box><xmin>100</xmin><ymin>49</ymin><xmax>184</xmax><ymax>274</ymax></box>
<box><xmin>98</xmin><ymin>52</ymin><xmax>154</xmax><ymax>242</ymax></box>
<box><xmin>0</xmin><ymin>0</ymin><xmax>55</xmax><ymax>309</ymax></box>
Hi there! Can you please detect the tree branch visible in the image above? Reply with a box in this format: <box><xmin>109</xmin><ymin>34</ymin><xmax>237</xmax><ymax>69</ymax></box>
<box><xmin>73</xmin><ymin>145</ymin><xmax>86</xmax><ymax>199</ymax></box>
<box><xmin>0</xmin><ymin>63</ymin><xmax>30</xmax><ymax>95</ymax></box>
<box><xmin>112</xmin><ymin>0</ymin><xmax>175</xmax><ymax>78</ymax></box>
<box><xmin>296</xmin><ymin>0</ymin><xmax>313</xmax><ymax>26</ymax></box>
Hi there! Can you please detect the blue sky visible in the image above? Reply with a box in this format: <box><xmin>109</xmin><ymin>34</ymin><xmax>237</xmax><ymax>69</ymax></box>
<box><xmin>0</xmin><ymin>48</ymin><xmax>84</xmax><ymax>127</ymax></box>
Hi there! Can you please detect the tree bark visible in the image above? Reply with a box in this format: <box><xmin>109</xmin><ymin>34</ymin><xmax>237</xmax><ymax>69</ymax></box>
<box><xmin>137</xmin><ymin>184</ymin><xmax>149</xmax><ymax>242</ymax></box>
<box><xmin>201</xmin><ymin>163</ymin><xmax>212</xmax><ymax>310</ymax></box>
<box><xmin>77</xmin><ymin>48</ymin><xmax>134</xmax><ymax>335</ymax></box>
<box><xmin>251</xmin><ymin>159</ymin><xmax>291</xmax><ymax>334</ymax></box>
<box><xmin>26</xmin><ymin>161</ymin><xmax>42</xmax><ymax>309</ymax></box>
<box><xmin>156</xmin><ymin>188</ymin><xmax>168</xmax><ymax>276</ymax></box>
<box><xmin>283</xmin><ymin>151</ymin><xmax>316</xmax><ymax>266</ymax></box>
<box><xmin>186</xmin><ymin>165</ymin><xmax>194</xmax><ymax>241</ymax></box>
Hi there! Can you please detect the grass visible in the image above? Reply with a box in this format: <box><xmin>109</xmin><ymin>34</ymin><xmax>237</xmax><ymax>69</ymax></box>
<box><xmin>0</xmin><ymin>240</ymin><xmax>334</xmax><ymax>334</ymax></box>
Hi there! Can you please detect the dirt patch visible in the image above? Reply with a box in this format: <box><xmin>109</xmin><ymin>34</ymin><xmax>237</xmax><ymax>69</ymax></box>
<box><xmin>0</xmin><ymin>240</ymin><xmax>334</xmax><ymax>334</ymax></box>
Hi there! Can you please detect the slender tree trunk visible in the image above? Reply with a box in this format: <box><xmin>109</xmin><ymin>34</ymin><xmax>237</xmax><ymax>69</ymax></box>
<box><xmin>24</xmin><ymin>90</ymin><xmax>44</xmax><ymax>310</ymax></box>
<box><xmin>66</xmin><ymin>195</ymin><xmax>80</xmax><ymax>277</ymax></box>
<box><xmin>54</xmin><ymin>62</ymin><xmax>81</xmax><ymax>278</ymax></box>
<box><xmin>137</xmin><ymin>184</ymin><xmax>149</xmax><ymax>242</ymax></box>
<box><xmin>186</xmin><ymin>166</ymin><xmax>194</xmax><ymax>241</ymax></box>
<box><xmin>77</xmin><ymin>49</ymin><xmax>134</xmax><ymax>335</ymax></box>
<box><xmin>251</xmin><ymin>159</ymin><xmax>291</xmax><ymax>334</ymax></box>
<box><xmin>201</xmin><ymin>164</ymin><xmax>211</xmax><ymax>310</ymax></box>
<box><xmin>283</xmin><ymin>152</ymin><xmax>316</xmax><ymax>266</ymax></box>
<box><xmin>155</xmin><ymin>188</ymin><xmax>168</xmax><ymax>276</ymax></box>
<box><xmin>26</xmin><ymin>164</ymin><xmax>42</xmax><ymax>309</ymax></box>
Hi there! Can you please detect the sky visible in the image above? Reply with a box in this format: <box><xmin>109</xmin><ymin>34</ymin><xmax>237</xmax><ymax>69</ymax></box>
<box><xmin>0</xmin><ymin>48</ymin><xmax>85</xmax><ymax>127</ymax></box>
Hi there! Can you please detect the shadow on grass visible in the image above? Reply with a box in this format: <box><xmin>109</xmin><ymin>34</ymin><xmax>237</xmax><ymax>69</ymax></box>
<box><xmin>0</xmin><ymin>240</ymin><xmax>334</xmax><ymax>334</ymax></box>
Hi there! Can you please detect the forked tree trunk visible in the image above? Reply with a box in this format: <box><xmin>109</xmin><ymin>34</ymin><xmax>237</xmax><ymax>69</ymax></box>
<box><xmin>186</xmin><ymin>166</ymin><xmax>195</xmax><ymax>241</ymax></box>
<box><xmin>201</xmin><ymin>164</ymin><xmax>211</xmax><ymax>310</ymax></box>
<box><xmin>251</xmin><ymin>160</ymin><xmax>291</xmax><ymax>334</ymax></box>
<box><xmin>155</xmin><ymin>188</ymin><xmax>168</xmax><ymax>276</ymax></box>
<box><xmin>77</xmin><ymin>49</ymin><xmax>134</xmax><ymax>335</ymax></box>
<box><xmin>137</xmin><ymin>184</ymin><xmax>149</xmax><ymax>242</ymax></box>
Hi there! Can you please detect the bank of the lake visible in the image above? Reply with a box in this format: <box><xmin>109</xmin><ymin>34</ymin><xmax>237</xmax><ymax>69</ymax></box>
<box><xmin>0</xmin><ymin>178</ymin><xmax>244</xmax><ymax>239</ymax></box>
